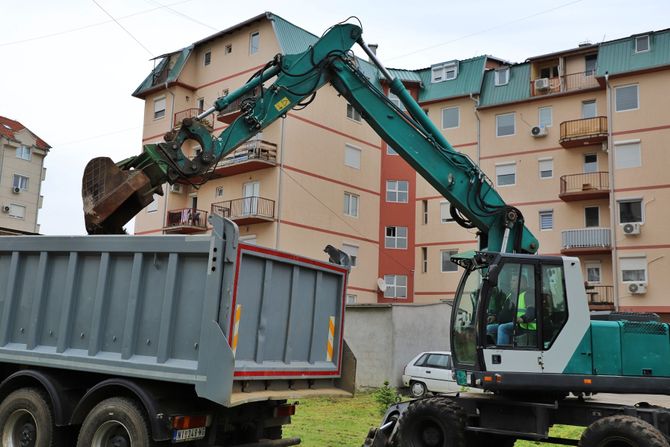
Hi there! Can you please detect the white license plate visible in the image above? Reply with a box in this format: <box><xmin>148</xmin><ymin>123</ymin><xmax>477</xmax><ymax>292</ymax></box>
<box><xmin>172</xmin><ymin>427</ymin><xmax>206</xmax><ymax>442</ymax></box>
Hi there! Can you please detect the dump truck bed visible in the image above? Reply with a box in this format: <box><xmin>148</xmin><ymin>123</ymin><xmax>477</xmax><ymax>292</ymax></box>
<box><xmin>0</xmin><ymin>216</ymin><xmax>351</xmax><ymax>406</ymax></box>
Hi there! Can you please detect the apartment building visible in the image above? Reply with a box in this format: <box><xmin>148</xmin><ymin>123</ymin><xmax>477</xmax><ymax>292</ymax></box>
<box><xmin>0</xmin><ymin>116</ymin><xmax>49</xmax><ymax>235</ymax></box>
<box><xmin>132</xmin><ymin>14</ymin><xmax>670</xmax><ymax>317</ymax></box>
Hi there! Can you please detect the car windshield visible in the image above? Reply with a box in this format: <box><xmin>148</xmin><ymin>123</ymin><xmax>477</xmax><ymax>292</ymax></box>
<box><xmin>452</xmin><ymin>267</ymin><xmax>484</xmax><ymax>367</ymax></box>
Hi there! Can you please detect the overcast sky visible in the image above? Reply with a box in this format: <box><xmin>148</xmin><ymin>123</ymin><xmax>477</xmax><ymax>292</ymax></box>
<box><xmin>2</xmin><ymin>0</ymin><xmax>668</xmax><ymax>235</ymax></box>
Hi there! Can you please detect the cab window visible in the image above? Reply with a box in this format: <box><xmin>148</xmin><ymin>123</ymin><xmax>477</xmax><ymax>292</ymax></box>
<box><xmin>541</xmin><ymin>264</ymin><xmax>568</xmax><ymax>349</ymax></box>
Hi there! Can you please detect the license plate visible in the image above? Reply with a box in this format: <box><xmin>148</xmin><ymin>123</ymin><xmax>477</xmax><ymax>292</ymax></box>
<box><xmin>172</xmin><ymin>427</ymin><xmax>206</xmax><ymax>442</ymax></box>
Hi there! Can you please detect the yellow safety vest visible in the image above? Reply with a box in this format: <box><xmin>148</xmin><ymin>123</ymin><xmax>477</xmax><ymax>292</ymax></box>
<box><xmin>516</xmin><ymin>292</ymin><xmax>537</xmax><ymax>331</ymax></box>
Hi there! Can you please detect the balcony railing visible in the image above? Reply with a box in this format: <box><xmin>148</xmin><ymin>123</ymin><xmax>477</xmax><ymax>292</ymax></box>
<box><xmin>531</xmin><ymin>70</ymin><xmax>600</xmax><ymax>96</ymax></box>
<box><xmin>560</xmin><ymin>116</ymin><xmax>608</xmax><ymax>148</ymax></box>
<box><xmin>164</xmin><ymin>208</ymin><xmax>209</xmax><ymax>234</ymax></box>
<box><xmin>585</xmin><ymin>285</ymin><xmax>614</xmax><ymax>307</ymax></box>
<box><xmin>173</xmin><ymin>108</ymin><xmax>214</xmax><ymax>129</ymax></box>
<box><xmin>208</xmin><ymin>139</ymin><xmax>278</xmax><ymax>177</ymax></box>
<box><xmin>561</xmin><ymin>227</ymin><xmax>611</xmax><ymax>255</ymax></box>
<box><xmin>211</xmin><ymin>196</ymin><xmax>275</xmax><ymax>225</ymax></box>
<box><xmin>559</xmin><ymin>172</ymin><xmax>609</xmax><ymax>202</ymax></box>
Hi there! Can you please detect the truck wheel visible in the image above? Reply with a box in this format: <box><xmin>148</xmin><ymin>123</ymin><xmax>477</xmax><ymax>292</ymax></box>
<box><xmin>76</xmin><ymin>397</ymin><xmax>152</xmax><ymax>447</ymax></box>
<box><xmin>0</xmin><ymin>388</ymin><xmax>55</xmax><ymax>447</ymax></box>
<box><xmin>579</xmin><ymin>415</ymin><xmax>669</xmax><ymax>447</ymax></box>
<box><xmin>395</xmin><ymin>396</ymin><xmax>466</xmax><ymax>447</ymax></box>
<box><xmin>410</xmin><ymin>381</ymin><xmax>428</xmax><ymax>398</ymax></box>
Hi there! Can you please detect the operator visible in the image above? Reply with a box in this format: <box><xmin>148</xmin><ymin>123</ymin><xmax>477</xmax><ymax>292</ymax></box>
<box><xmin>485</xmin><ymin>272</ymin><xmax>518</xmax><ymax>344</ymax></box>
<box><xmin>497</xmin><ymin>276</ymin><xmax>535</xmax><ymax>345</ymax></box>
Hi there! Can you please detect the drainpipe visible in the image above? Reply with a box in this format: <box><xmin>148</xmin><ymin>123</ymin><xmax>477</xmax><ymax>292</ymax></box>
<box><xmin>605</xmin><ymin>72</ymin><xmax>620</xmax><ymax>310</ymax></box>
<box><xmin>162</xmin><ymin>82</ymin><xmax>176</xmax><ymax>234</ymax></box>
<box><xmin>469</xmin><ymin>93</ymin><xmax>481</xmax><ymax>164</ymax></box>
<box><xmin>275</xmin><ymin>117</ymin><xmax>286</xmax><ymax>249</ymax></box>
<box><xmin>36</xmin><ymin>152</ymin><xmax>45</xmax><ymax>233</ymax></box>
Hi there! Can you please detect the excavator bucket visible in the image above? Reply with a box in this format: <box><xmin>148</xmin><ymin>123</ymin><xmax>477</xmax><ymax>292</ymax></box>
<box><xmin>82</xmin><ymin>157</ymin><xmax>156</xmax><ymax>234</ymax></box>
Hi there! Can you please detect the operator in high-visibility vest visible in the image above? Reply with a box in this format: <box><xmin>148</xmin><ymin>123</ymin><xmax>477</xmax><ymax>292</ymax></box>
<box><xmin>497</xmin><ymin>277</ymin><xmax>536</xmax><ymax>345</ymax></box>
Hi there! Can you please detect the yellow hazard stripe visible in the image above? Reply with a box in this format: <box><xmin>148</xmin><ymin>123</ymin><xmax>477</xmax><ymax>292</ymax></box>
<box><xmin>326</xmin><ymin>316</ymin><xmax>335</xmax><ymax>362</ymax></box>
<box><xmin>232</xmin><ymin>305</ymin><xmax>242</xmax><ymax>355</ymax></box>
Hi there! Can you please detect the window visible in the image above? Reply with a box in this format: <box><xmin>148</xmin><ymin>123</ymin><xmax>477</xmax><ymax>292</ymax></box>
<box><xmin>615</xmin><ymin>141</ymin><xmax>641</xmax><ymax>169</ymax></box>
<box><xmin>538</xmin><ymin>107</ymin><xmax>552</xmax><ymax>128</ymax></box>
<box><xmin>215</xmin><ymin>186</ymin><xmax>224</xmax><ymax>198</ymax></box>
<box><xmin>13</xmin><ymin>174</ymin><xmax>28</xmax><ymax>191</ymax></box>
<box><xmin>495</xmin><ymin>67</ymin><xmax>510</xmax><ymax>86</ymax></box>
<box><xmin>440</xmin><ymin>201</ymin><xmax>452</xmax><ymax>223</ymax></box>
<box><xmin>539</xmin><ymin>210</ymin><xmax>553</xmax><ymax>230</ymax></box>
<box><xmin>422</xmin><ymin>200</ymin><xmax>428</xmax><ymax>225</ymax></box>
<box><xmin>384</xmin><ymin>274</ymin><xmax>407</xmax><ymax>299</ymax></box>
<box><xmin>197</xmin><ymin>98</ymin><xmax>205</xmax><ymax>113</ymax></box>
<box><xmin>249</xmin><ymin>32</ymin><xmax>260</xmax><ymax>54</ymax></box>
<box><xmin>441</xmin><ymin>107</ymin><xmax>459</xmax><ymax>129</ymax></box>
<box><xmin>539</xmin><ymin>158</ymin><xmax>553</xmax><ymax>179</ymax></box>
<box><xmin>8</xmin><ymin>204</ymin><xmax>25</xmax><ymax>219</ymax></box>
<box><xmin>344</xmin><ymin>145</ymin><xmax>361</xmax><ymax>169</ymax></box>
<box><xmin>615</xmin><ymin>85</ymin><xmax>639</xmax><ymax>112</ymax></box>
<box><xmin>585</xmin><ymin>206</ymin><xmax>600</xmax><ymax>227</ymax></box>
<box><xmin>421</xmin><ymin>247</ymin><xmax>428</xmax><ymax>273</ymax></box>
<box><xmin>541</xmin><ymin>264</ymin><xmax>568</xmax><ymax>349</ymax></box>
<box><xmin>585</xmin><ymin>262</ymin><xmax>601</xmax><ymax>284</ymax></box>
<box><xmin>441</xmin><ymin>250</ymin><xmax>458</xmax><ymax>272</ymax></box>
<box><xmin>582</xmin><ymin>100</ymin><xmax>597</xmax><ymax>119</ymax></box>
<box><xmin>388</xmin><ymin>92</ymin><xmax>406</xmax><ymax>111</ymax></box>
<box><xmin>343</xmin><ymin>192</ymin><xmax>359</xmax><ymax>217</ymax></box>
<box><xmin>431</xmin><ymin>61</ymin><xmax>458</xmax><ymax>83</ymax></box>
<box><xmin>386</xmin><ymin>145</ymin><xmax>398</xmax><ymax>155</ymax></box>
<box><xmin>341</xmin><ymin>244</ymin><xmax>359</xmax><ymax>267</ymax></box>
<box><xmin>386</xmin><ymin>180</ymin><xmax>409</xmax><ymax>203</ymax></box>
<box><xmin>203</xmin><ymin>51</ymin><xmax>211</xmax><ymax>66</ymax></box>
<box><xmin>620</xmin><ymin>257</ymin><xmax>647</xmax><ymax>282</ymax></box>
<box><xmin>147</xmin><ymin>194</ymin><xmax>159</xmax><ymax>212</ymax></box>
<box><xmin>584</xmin><ymin>153</ymin><xmax>598</xmax><ymax>173</ymax></box>
<box><xmin>225</xmin><ymin>44</ymin><xmax>232</xmax><ymax>54</ymax></box>
<box><xmin>346</xmin><ymin>294</ymin><xmax>357</xmax><ymax>304</ymax></box>
<box><xmin>635</xmin><ymin>35</ymin><xmax>650</xmax><ymax>53</ymax></box>
<box><xmin>585</xmin><ymin>54</ymin><xmax>598</xmax><ymax>75</ymax></box>
<box><xmin>618</xmin><ymin>199</ymin><xmax>642</xmax><ymax>223</ymax></box>
<box><xmin>496</xmin><ymin>163</ymin><xmax>516</xmax><ymax>186</ymax></box>
<box><xmin>346</xmin><ymin>103</ymin><xmax>361</xmax><ymax>122</ymax></box>
<box><xmin>496</xmin><ymin>113</ymin><xmax>515</xmax><ymax>137</ymax></box>
<box><xmin>16</xmin><ymin>146</ymin><xmax>31</xmax><ymax>160</ymax></box>
<box><xmin>385</xmin><ymin>226</ymin><xmax>407</xmax><ymax>249</ymax></box>
<box><xmin>540</xmin><ymin>64</ymin><xmax>559</xmax><ymax>78</ymax></box>
<box><xmin>153</xmin><ymin>97</ymin><xmax>166</xmax><ymax>120</ymax></box>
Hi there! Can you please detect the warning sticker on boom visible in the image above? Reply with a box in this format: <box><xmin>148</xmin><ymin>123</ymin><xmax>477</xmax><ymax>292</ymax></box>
<box><xmin>274</xmin><ymin>97</ymin><xmax>291</xmax><ymax>112</ymax></box>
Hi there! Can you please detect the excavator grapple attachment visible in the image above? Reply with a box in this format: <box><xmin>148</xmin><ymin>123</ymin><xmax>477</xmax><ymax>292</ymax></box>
<box><xmin>82</xmin><ymin>157</ymin><xmax>156</xmax><ymax>234</ymax></box>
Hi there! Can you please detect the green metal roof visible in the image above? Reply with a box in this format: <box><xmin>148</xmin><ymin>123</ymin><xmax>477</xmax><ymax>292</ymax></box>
<box><xmin>132</xmin><ymin>46</ymin><xmax>193</xmax><ymax>98</ymax></box>
<box><xmin>417</xmin><ymin>56</ymin><xmax>488</xmax><ymax>103</ymax></box>
<box><xmin>388</xmin><ymin>68</ymin><xmax>423</xmax><ymax>84</ymax></box>
<box><xmin>269</xmin><ymin>13</ymin><xmax>318</xmax><ymax>55</ymax></box>
<box><xmin>597</xmin><ymin>28</ymin><xmax>670</xmax><ymax>76</ymax></box>
<box><xmin>478</xmin><ymin>63</ymin><xmax>530</xmax><ymax>108</ymax></box>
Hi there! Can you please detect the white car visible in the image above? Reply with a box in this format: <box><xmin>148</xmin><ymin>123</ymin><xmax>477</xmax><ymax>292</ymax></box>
<box><xmin>402</xmin><ymin>351</ymin><xmax>460</xmax><ymax>398</ymax></box>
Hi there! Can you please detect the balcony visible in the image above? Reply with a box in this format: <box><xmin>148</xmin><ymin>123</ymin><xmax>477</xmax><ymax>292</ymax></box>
<box><xmin>211</xmin><ymin>196</ymin><xmax>275</xmax><ymax>225</ymax></box>
<box><xmin>216</xmin><ymin>91</ymin><xmax>256</xmax><ymax>124</ymax></box>
<box><xmin>585</xmin><ymin>285</ymin><xmax>614</xmax><ymax>310</ymax></box>
<box><xmin>559</xmin><ymin>172</ymin><xmax>609</xmax><ymax>202</ymax></box>
<box><xmin>560</xmin><ymin>117</ymin><xmax>608</xmax><ymax>148</ymax></box>
<box><xmin>209</xmin><ymin>139</ymin><xmax>278</xmax><ymax>177</ymax></box>
<box><xmin>531</xmin><ymin>71</ymin><xmax>600</xmax><ymax>96</ymax></box>
<box><xmin>561</xmin><ymin>227</ymin><xmax>611</xmax><ymax>255</ymax></box>
<box><xmin>164</xmin><ymin>208</ymin><xmax>209</xmax><ymax>234</ymax></box>
<box><xmin>173</xmin><ymin>108</ymin><xmax>214</xmax><ymax>129</ymax></box>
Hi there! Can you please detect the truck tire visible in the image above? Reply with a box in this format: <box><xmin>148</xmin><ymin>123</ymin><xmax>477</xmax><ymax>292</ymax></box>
<box><xmin>410</xmin><ymin>381</ymin><xmax>428</xmax><ymax>398</ymax></box>
<box><xmin>579</xmin><ymin>415</ymin><xmax>670</xmax><ymax>447</ymax></box>
<box><xmin>395</xmin><ymin>396</ymin><xmax>466</xmax><ymax>447</ymax></box>
<box><xmin>0</xmin><ymin>388</ymin><xmax>56</xmax><ymax>447</ymax></box>
<box><xmin>76</xmin><ymin>397</ymin><xmax>153</xmax><ymax>447</ymax></box>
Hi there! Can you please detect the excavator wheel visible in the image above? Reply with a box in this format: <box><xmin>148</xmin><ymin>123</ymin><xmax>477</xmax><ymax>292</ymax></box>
<box><xmin>579</xmin><ymin>415</ymin><xmax>669</xmax><ymax>447</ymax></box>
<box><xmin>82</xmin><ymin>157</ymin><xmax>155</xmax><ymax>234</ymax></box>
<box><xmin>395</xmin><ymin>396</ymin><xmax>466</xmax><ymax>447</ymax></box>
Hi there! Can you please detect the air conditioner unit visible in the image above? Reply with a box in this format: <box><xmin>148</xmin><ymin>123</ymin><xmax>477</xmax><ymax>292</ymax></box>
<box><xmin>170</xmin><ymin>184</ymin><xmax>183</xmax><ymax>193</ymax></box>
<box><xmin>621</xmin><ymin>222</ymin><xmax>641</xmax><ymax>235</ymax></box>
<box><xmin>11</xmin><ymin>187</ymin><xmax>20</xmax><ymax>194</ymax></box>
<box><xmin>1</xmin><ymin>206</ymin><xmax>9</xmax><ymax>213</ymax></box>
<box><xmin>628</xmin><ymin>282</ymin><xmax>647</xmax><ymax>294</ymax></box>
<box><xmin>531</xmin><ymin>126</ymin><xmax>548</xmax><ymax>137</ymax></box>
<box><xmin>534</xmin><ymin>78</ymin><xmax>550</xmax><ymax>91</ymax></box>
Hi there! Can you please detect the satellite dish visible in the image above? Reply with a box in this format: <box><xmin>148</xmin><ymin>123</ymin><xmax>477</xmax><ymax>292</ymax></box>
<box><xmin>377</xmin><ymin>278</ymin><xmax>387</xmax><ymax>292</ymax></box>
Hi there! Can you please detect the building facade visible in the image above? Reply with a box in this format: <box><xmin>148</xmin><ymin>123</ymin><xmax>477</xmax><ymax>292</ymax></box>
<box><xmin>132</xmin><ymin>15</ymin><xmax>670</xmax><ymax>318</ymax></box>
<box><xmin>0</xmin><ymin>116</ymin><xmax>49</xmax><ymax>235</ymax></box>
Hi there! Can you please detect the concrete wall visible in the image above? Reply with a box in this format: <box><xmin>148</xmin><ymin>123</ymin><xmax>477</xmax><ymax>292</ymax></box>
<box><xmin>344</xmin><ymin>302</ymin><xmax>452</xmax><ymax>389</ymax></box>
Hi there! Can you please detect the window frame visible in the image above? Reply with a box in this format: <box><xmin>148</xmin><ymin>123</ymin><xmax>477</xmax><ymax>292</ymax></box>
<box><xmin>585</xmin><ymin>261</ymin><xmax>602</xmax><ymax>284</ymax></box>
<box><xmin>421</xmin><ymin>247</ymin><xmax>428</xmax><ymax>273</ymax></box>
<box><xmin>441</xmin><ymin>249</ymin><xmax>459</xmax><ymax>273</ymax></box>
<box><xmin>203</xmin><ymin>50</ymin><xmax>211</xmax><ymax>66</ymax></box>
<box><xmin>617</xmin><ymin>198</ymin><xmax>643</xmax><ymax>224</ymax></box>
<box><xmin>385</xmin><ymin>226</ymin><xmax>408</xmax><ymax>249</ymax></box>
<box><xmin>539</xmin><ymin>209</ymin><xmax>554</xmax><ymax>231</ymax></box>
<box><xmin>341</xmin><ymin>243</ymin><xmax>359</xmax><ymax>267</ymax></box>
<box><xmin>581</xmin><ymin>100</ymin><xmax>597</xmax><ymax>119</ymax></box>
<box><xmin>584</xmin><ymin>206</ymin><xmax>600</xmax><ymax>228</ymax></box>
<box><xmin>386</xmin><ymin>180</ymin><xmax>409</xmax><ymax>203</ymax></box>
<box><xmin>16</xmin><ymin>146</ymin><xmax>31</xmax><ymax>161</ymax></box>
<box><xmin>344</xmin><ymin>144</ymin><xmax>362</xmax><ymax>169</ymax></box>
<box><xmin>13</xmin><ymin>174</ymin><xmax>29</xmax><ymax>191</ymax></box>
<box><xmin>441</xmin><ymin>106</ymin><xmax>460</xmax><ymax>129</ymax></box>
<box><xmin>615</xmin><ymin>84</ymin><xmax>639</xmax><ymax>112</ymax></box>
<box><xmin>249</xmin><ymin>31</ymin><xmax>260</xmax><ymax>55</ymax></box>
<box><xmin>620</xmin><ymin>256</ymin><xmax>647</xmax><ymax>283</ymax></box>
<box><xmin>538</xmin><ymin>106</ymin><xmax>553</xmax><ymax>128</ymax></box>
<box><xmin>584</xmin><ymin>153</ymin><xmax>598</xmax><ymax>173</ymax></box>
<box><xmin>614</xmin><ymin>140</ymin><xmax>642</xmax><ymax>169</ymax></box>
<box><xmin>440</xmin><ymin>201</ymin><xmax>452</xmax><ymax>224</ymax></box>
<box><xmin>494</xmin><ymin>67</ymin><xmax>510</xmax><ymax>86</ymax></box>
<box><xmin>635</xmin><ymin>35</ymin><xmax>650</xmax><ymax>53</ymax></box>
<box><xmin>386</xmin><ymin>145</ymin><xmax>398</xmax><ymax>156</ymax></box>
<box><xmin>153</xmin><ymin>96</ymin><xmax>166</xmax><ymax>120</ymax></box>
<box><xmin>495</xmin><ymin>162</ymin><xmax>516</xmax><ymax>187</ymax></box>
<box><xmin>346</xmin><ymin>103</ymin><xmax>362</xmax><ymax>122</ymax></box>
<box><xmin>384</xmin><ymin>274</ymin><xmax>407</xmax><ymax>299</ymax></box>
<box><xmin>8</xmin><ymin>203</ymin><xmax>26</xmax><ymax>219</ymax></box>
<box><xmin>538</xmin><ymin>158</ymin><xmax>553</xmax><ymax>179</ymax></box>
<box><xmin>343</xmin><ymin>192</ymin><xmax>360</xmax><ymax>218</ymax></box>
<box><xmin>496</xmin><ymin>113</ymin><xmax>516</xmax><ymax>137</ymax></box>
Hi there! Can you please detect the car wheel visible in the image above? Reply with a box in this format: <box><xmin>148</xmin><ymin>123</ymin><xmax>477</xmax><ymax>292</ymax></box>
<box><xmin>410</xmin><ymin>381</ymin><xmax>427</xmax><ymax>398</ymax></box>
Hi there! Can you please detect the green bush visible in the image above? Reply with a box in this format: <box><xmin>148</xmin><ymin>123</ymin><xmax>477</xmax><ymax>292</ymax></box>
<box><xmin>372</xmin><ymin>381</ymin><xmax>401</xmax><ymax>415</ymax></box>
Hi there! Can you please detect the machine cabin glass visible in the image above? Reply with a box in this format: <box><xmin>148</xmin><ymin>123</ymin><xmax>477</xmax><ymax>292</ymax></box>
<box><xmin>451</xmin><ymin>264</ymin><xmax>484</xmax><ymax>368</ymax></box>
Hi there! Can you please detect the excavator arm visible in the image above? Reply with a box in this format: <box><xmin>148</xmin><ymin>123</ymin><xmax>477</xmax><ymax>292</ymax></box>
<box><xmin>82</xmin><ymin>22</ymin><xmax>538</xmax><ymax>254</ymax></box>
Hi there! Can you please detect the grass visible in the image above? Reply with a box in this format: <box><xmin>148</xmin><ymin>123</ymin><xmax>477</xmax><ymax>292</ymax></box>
<box><xmin>284</xmin><ymin>392</ymin><xmax>585</xmax><ymax>447</ymax></box>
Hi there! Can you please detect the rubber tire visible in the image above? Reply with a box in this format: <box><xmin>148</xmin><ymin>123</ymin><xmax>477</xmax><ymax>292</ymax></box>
<box><xmin>395</xmin><ymin>396</ymin><xmax>466</xmax><ymax>447</ymax></box>
<box><xmin>410</xmin><ymin>381</ymin><xmax>428</xmax><ymax>398</ymax></box>
<box><xmin>76</xmin><ymin>397</ymin><xmax>152</xmax><ymax>447</ymax></box>
<box><xmin>0</xmin><ymin>388</ymin><xmax>56</xmax><ymax>447</ymax></box>
<box><xmin>579</xmin><ymin>415</ymin><xmax>669</xmax><ymax>447</ymax></box>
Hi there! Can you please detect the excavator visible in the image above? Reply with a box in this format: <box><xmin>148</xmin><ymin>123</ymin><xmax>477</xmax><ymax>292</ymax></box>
<box><xmin>82</xmin><ymin>21</ymin><xmax>670</xmax><ymax>447</ymax></box>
